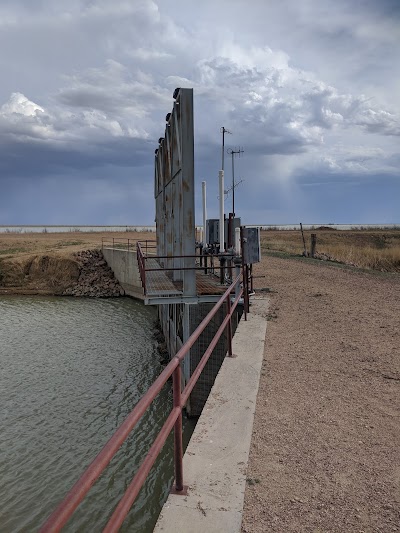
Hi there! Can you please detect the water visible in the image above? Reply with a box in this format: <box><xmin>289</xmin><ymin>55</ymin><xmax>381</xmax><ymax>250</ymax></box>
<box><xmin>0</xmin><ymin>296</ymin><xmax>193</xmax><ymax>532</ymax></box>
<box><xmin>0</xmin><ymin>226</ymin><xmax>156</xmax><ymax>233</ymax></box>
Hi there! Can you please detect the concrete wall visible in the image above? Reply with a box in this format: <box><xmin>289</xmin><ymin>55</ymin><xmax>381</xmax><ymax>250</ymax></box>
<box><xmin>102</xmin><ymin>247</ymin><xmax>144</xmax><ymax>301</ymax></box>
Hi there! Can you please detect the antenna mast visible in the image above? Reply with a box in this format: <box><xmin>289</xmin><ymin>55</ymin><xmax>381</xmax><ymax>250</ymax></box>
<box><xmin>226</xmin><ymin>147</ymin><xmax>244</xmax><ymax>216</ymax></box>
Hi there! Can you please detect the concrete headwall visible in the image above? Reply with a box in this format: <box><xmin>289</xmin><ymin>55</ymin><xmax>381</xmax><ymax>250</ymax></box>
<box><xmin>102</xmin><ymin>248</ymin><xmax>144</xmax><ymax>300</ymax></box>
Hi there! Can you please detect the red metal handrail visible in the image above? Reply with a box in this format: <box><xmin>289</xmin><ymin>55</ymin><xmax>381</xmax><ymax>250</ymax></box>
<box><xmin>137</xmin><ymin>242</ymin><xmax>146</xmax><ymax>293</ymax></box>
<box><xmin>40</xmin><ymin>275</ymin><xmax>242</xmax><ymax>533</ymax></box>
<box><xmin>102</xmin><ymin>238</ymin><xmax>157</xmax><ymax>253</ymax></box>
<box><xmin>136</xmin><ymin>242</ymin><xmax>236</xmax><ymax>296</ymax></box>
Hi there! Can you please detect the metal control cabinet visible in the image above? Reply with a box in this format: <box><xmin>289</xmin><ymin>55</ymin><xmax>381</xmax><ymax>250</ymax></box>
<box><xmin>242</xmin><ymin>227</ymin><xmax>261</xmax><ymax>264</ymax></box>
<box><xmin>206</xmin><ymin>217</ymin><xmax>241</xmax><ymax>248</ymax></box>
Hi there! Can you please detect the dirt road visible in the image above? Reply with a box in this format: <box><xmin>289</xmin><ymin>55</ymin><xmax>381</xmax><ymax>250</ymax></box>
<box><xmin>242</xmin><ymin>255</ymin><xmax>400</xmax><ymax>532</ymax></box>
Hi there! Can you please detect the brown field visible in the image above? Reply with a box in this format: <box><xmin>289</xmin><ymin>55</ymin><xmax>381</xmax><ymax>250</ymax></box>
<box><xmin>0</xmin><ymin>230</ymin><xmax>154</xmax><ymax>260</ymax></box>
<box><xmin>0</xmin><ymin>230</ymin><xmax>154</xmax><ymax>292</ymax></box>
<box><xmin>261</xmin><ymin>228</ymin><xmax>400</xmax><ymax>272</ymax></box>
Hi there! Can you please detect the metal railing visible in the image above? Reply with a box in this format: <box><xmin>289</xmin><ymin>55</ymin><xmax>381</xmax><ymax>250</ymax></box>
<box><xmin>136</xmin><ymin>242</ymin><xmax>238</xmax><ymax>296</ymax></box>
<box><xmin>40</xmin><ymin>275</ymin><xmax>243</xmax><ymax>533</ymax></box>
<box><xmin>101</xmin><ymin>238</ymin><xmax>156</xmax><ymax>253</ymax></box>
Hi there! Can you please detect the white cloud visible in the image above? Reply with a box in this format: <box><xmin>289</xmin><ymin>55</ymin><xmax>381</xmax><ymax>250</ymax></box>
<box><xmin>1</xmin><ymin>93</ymin><xmax>44</xmax><ymax>117</ymax></box>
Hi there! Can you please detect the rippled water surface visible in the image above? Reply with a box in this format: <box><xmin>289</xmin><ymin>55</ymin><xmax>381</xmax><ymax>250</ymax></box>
<box><xmin>0</xmin><ymin>296</ymin><xmax>191</xmax><ymax>532</ymax></box>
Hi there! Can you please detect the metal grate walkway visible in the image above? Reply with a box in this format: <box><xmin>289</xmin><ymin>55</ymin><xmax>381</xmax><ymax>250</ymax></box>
<box><xmin>145</xmin><ymin>258</ymin><xmax>227</xmax><ymax>298</ymax></box>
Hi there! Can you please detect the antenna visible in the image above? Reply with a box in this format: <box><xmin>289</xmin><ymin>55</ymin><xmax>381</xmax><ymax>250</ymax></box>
<box><xmin>224</xmin><ymin>177</ymin><xmax>245</xmax><ymax>197</ymax></box>
<box><xmin>220</xmin><ymin>127</ymin><xmax>232</xmax><ymax>171</ymax></box>
<box><xmin>226</xmin><ymin>147</ymin><xmax>244</xmax><ymax>215</ymax></box>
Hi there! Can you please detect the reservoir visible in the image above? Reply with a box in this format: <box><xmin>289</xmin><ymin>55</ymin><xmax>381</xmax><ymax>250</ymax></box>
<box><xmin>0</xmin><ymin>296</ymin><xmax>193</xmax><ymax>532</ymax></box>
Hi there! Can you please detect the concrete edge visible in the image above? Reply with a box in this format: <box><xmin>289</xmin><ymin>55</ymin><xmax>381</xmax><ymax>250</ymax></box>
<box><xmin>154</xmin><ymin>297</ymin><xmax>269</xmax><ymax>533</ymax></box>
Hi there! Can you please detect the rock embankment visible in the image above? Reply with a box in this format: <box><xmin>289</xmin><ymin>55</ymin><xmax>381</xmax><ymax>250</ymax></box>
<box><xmin>62</xmin><ymin>250</ymin><xmax>124</xmax><ymax>298</ymax></box>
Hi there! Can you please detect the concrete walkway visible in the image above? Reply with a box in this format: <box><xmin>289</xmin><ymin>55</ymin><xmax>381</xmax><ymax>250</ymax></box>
<box><xmin>154</xmin><ymin>297</ymin><xmax>268</xmax><ymax>532</ymax></box>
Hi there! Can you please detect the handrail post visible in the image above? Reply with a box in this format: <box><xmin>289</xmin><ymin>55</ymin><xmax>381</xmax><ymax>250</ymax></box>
<box><xmin>143</xmin><ymin>256</ymin><xmax>146</xmax><ymax>295</ymax></box>
<box><xmin>234</xmin><ymin>260</ymin><xmax>241</xmax><ymax>301</ymax></box>
<box><xmin>173</xmin><ymin>364</ymin><xmax>184</xmax><ymax>492</ymax></box>
<box><xmin>240</xmin><ymin>227</ymin><xmax>248</xmax><ymax>321</ymax></box>
<box><xmin>244</xmin><ymin>264</ymin><xmax>250</xmax><ymax>320</ymax></box>
<box><xmin>226</xmin><ymin>294</ymin><xmax>233</xmax><ymax>357</ymax></box>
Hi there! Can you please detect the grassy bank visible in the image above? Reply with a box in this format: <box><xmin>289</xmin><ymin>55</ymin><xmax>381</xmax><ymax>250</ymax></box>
<box><xmin>0</xmin><ymin>231</ymin><xmax>152</xmax><ymax>293</ymax></box>
<box><xmin>261</xmin><ymin>228</ymin><xmax>400</xmax><ymax>272</ymax></box>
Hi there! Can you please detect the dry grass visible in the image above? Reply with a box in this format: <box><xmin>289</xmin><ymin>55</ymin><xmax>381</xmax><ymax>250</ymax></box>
<box><xmin>0</xmin><ymin>230</ymin><xmax>154</xmax><ymax>260</ymax></box>
<box><xmin>0</xmin><ymin>255</ymin><xmax>79</xmax><ymax>291</ymax></box>
<box><xmin>0</xmin><ymin>230</ymin><xmax>155</xmax><ymax>291</ymax></box>
<box><xmin>261</xmin><ymin>229</ymin><xmax>400</xmax><ymax>272</ymax></box>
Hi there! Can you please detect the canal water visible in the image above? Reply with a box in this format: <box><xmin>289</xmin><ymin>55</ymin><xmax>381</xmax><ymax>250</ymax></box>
<box><xmin>0</xmin><ymin>296</ymin><xmax>193</xmax><ymax>532</ymax></box>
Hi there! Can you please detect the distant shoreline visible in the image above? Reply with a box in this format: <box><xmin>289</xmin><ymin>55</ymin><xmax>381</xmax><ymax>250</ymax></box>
<box><xmin>1</xmin><ymin>223</ymin><xmax>399</xmax><ymax>234</ymax></box>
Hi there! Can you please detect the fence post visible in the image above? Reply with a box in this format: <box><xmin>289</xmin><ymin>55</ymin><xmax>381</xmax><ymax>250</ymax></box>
<box><xmin>173</xmin><ymin>364</ymin><xmax>184</xmax><ymax>492</ymax></box>
<box><xmin>300</xmin><ymin>223</ymin><xmax>307</xmax><ymax>256</ymax></box>
<box><xmin>310</xmin><ymin>234</ymin><xmax>317</xmax><ymax>258</ymax></box>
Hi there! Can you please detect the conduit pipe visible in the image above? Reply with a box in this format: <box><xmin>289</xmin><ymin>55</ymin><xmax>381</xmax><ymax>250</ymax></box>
<box><xmin>219</xmin><ymin>170</ymin><xmax>224</xmax><ymax>252</ymax></box>
<box><xmin>202</xmin><ymin>181</ymin><xmax>207</xmax><ymax>245</ymax></box>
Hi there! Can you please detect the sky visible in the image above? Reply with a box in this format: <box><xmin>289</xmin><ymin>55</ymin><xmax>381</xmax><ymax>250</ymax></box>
<box><xmin>0</xmin><ymin>0</ymin><xmax>399</xmax><ymax>225</ymax></box>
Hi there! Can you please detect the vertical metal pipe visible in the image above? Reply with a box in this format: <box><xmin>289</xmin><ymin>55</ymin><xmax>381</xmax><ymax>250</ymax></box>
<box><xmin>219</xmin><ymin>170</ymin><xmax>224</xmax><ymax>253</ymax></box>
<box><xmin>235</xmin><ymin>227</ymin><xmax>241</xmax><ymax>254</ymax></box>
<box><xmin>245</xmin><ymin>265</ymin><xmax>250</xmax><ymax>314</ymax></box>
<box><xmin>240</xmin><ymin>226</ymin><xmax>248</xmax><ymax>321</ymax></box>
<box><xmin>234</xmin><ymin>264</ymin><xmax>240</xmax><ymax>300</ymax></box>
<box><xmin>232</xmin><ymin>151</ymin><xmax>235</xmax><ymax>216</ymax></box>
<box><xmin>202</xmin><ymin>181</ymin><xmax>207</xmax><ymax>245</ymax></box>
<box><xmin>143</xmin><ymin>257</ymin><xmax>146</xmax><ymax>295</ymax></box>
<box><xmin>173</xmin><ymin>364</ymin><xmax>184</xmax><ymax>492</ymax></box>
<box><xmin>226</xmin><ymin>296</ymin><xmax>233</xmax><ymax>357</ymax></box>
<box><xmin>222</xmin><ymin>128</ymin><xmax>225</xmax><ymax>171</ymax></box>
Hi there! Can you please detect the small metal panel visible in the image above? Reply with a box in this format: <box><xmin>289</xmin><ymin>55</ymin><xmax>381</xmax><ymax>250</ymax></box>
<box><xmin>242</xmin><ymin>227</ymin><xmax>261</xmax><ymax>264</ymax></box>
<box><xmin>225</xmin><ymin>217</ymin><xmax>241</xmax><ymax>249</ymax></box>
<box><xmin>154</xmin><ymin>88</ymin><xmax>196</xmax><ymax>297</ymax></box>
<box><xmin>206</xmin><ymin>219</ymin><xmax>220</xmax><ymax>245</ymax></box>
<box><xmin>206</xmin><ymin>218</ymin><xmax>241</xmax><ymax>248</ymax></box>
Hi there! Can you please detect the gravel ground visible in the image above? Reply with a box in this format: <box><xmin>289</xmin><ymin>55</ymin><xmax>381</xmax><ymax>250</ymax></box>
<box><xmin>242</xmin><ymin>255</ymin><xmax>400</xmax><ymax>533</ymax></box>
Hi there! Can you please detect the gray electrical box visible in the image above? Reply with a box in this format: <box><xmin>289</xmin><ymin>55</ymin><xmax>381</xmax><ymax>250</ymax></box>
<box><xmin>206</xmin><ymin>217</ymin><xmax>241</xmax><ymax>248</ymax></box>
<box><xmin>225</xmin><ymin>217</ymin><xmax>241</xmax><ymax>248</ymax></box>
<box><xmin>206</xmin><ymin>219</ymin><xmax>220</xmax><ymax>245</ymax></box>
<box><xmin>242</xmin><ymin>227</ymin><xmax>261</xmax><ymax>264</ymax></box>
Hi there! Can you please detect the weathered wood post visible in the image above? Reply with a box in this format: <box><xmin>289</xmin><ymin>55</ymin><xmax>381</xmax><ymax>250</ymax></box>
<box><xmin>310</xmin><ymin>233</ymin><xmax>317</xmax><ymax>258</ymax></box>
<box><xmin>300</xmin><ymin>223</ymin><xmax>307</xmax><ymax>256</ymax></box>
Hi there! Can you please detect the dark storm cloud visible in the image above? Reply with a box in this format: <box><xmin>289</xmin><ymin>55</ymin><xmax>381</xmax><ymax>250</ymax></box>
<box><xmin>0</xmin><ymin>135</ymin><xmax>153</xmax><ymax>178</ymax></box>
